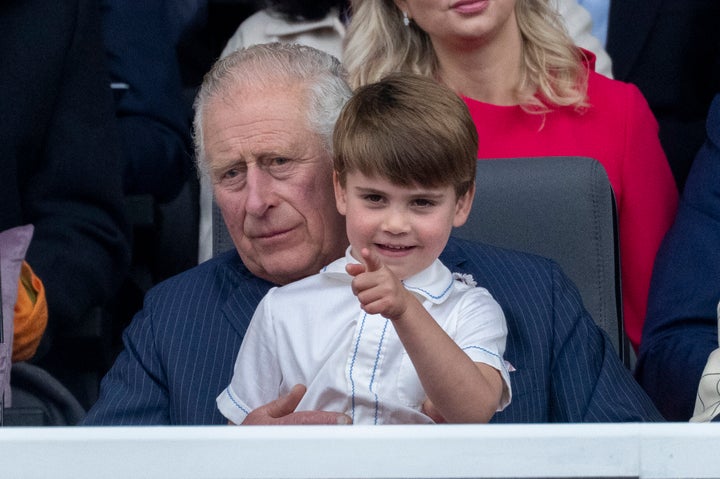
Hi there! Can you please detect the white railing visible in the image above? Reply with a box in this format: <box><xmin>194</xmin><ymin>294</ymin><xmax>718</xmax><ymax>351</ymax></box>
<box><xmin>1</xmin><ymin>423</ymin><xmax>719</xmax><ymax>478</ymax></box>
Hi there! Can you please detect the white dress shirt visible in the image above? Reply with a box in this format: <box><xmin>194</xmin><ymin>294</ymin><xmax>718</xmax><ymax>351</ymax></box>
<box><xmin>217</xmin><ymin>248</ymin><xmax>511</xmax><ymax>424</ymax></box>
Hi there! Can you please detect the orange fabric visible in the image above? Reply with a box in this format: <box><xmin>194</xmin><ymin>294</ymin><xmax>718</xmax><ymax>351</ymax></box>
<box><xmin>12</xmin><ymin>261</ymin><xmax>48</xmax><ymax>362</ymax></box>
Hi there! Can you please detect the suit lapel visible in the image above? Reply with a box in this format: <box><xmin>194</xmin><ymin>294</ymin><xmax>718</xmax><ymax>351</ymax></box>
<box><xmin>606</xmin><ymin>0</ymin><xmax>663</xmax><ymax>79</ymax></box>
<box><xmin>220</xmin><ymin>265</ymin><xmax>275</xmax><ymax>338</ymax></box>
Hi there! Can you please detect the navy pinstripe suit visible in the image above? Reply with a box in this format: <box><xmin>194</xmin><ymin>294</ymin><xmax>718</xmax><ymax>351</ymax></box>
<box><xmin>84</xmin><ymin>237</ymin><xmax>663</xmax><ymax>425</ymax></box>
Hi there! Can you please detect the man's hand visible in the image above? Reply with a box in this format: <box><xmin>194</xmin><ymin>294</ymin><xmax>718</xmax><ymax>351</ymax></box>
<box><xmin>240</xmin><ymin>384</ymin><xmax>352</xmax><ymax>425</ymax></box>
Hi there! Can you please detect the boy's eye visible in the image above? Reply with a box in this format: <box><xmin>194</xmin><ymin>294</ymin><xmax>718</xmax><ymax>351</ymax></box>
<box><xmin>363</xmin><ymin>194</ymin><xmax>384</xmax><ymax>203</ymax></box>
<box><xmin>412</xmin><ymin>198</ymin><xmax>435</xmax><ymax>207</ymax></box>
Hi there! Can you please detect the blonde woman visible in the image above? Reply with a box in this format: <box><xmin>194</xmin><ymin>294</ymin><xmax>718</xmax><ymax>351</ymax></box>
<box><xmin>344</xmin><ymin>0</ymin><xmax>678</xmax><ymax>351</ymax></box>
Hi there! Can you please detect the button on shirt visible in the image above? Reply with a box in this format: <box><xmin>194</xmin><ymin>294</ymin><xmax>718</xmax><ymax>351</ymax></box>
<box><xmin>217</xmin><ymin>249</ymin><xmax>511</xmax><ymax>425</ymax></box>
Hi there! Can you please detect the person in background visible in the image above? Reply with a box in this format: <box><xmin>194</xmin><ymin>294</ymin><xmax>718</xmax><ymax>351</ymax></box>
<box><xmin>0</xmin><ymin>0</ymin><xmax>131</xmax><ymax>406</ymax></box>
<box><xmin>343</xmin><ymin>0</ymin><xmax>678</xmax><ymax>352</ymax></box>
<box><xmin>635</xmin><ymin>94</ymin><xmax>720</xmax><ymax>421</ymax></box>
<box><xmin>101</xmin><ymin>0</ymin><xmax>194</xmax><ymax>203</ymax></box>
<box><xmin>219</xmin><ymin>0</ymin><xmax>610</xmax><ymax>73</ymax></box>
<box><xmin>99</xmin><ymin>1</ymin><xmax>261</xmax><ymax>374</ymax></box>
<box><xmin>197</xmin><ymin>0</ymin><xmax>613</xmax><ymax>264</ymax></box>
<box><xmin>579</xmin><ymin>0</ymin><xmax>720</xmax><ymax>191</ymax></box>
<box><xmin>217</xmin><ymin>73</ymin><xmax>511</xmax><ymax>425</ymax></box>
<box><xmin>83</xmin><ymin>42</ymin><xmax>662</xmax><ymax>426</ymax></box>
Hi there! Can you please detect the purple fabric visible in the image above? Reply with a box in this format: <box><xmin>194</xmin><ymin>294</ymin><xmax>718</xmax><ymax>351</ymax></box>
<box><xmin>0</xmin><ymin>224</ymin><xmax>34</xmax><ymax>407</ymax></box>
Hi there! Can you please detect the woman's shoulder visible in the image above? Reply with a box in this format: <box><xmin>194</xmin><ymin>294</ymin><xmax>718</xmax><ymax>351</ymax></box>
<box><xmin>586</xmin><ymin>69</ymin><xmax>647</xmax><ymax>111</ymax></box>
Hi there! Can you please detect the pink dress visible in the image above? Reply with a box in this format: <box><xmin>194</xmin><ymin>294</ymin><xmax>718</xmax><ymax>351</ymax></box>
<box><xmin>463</xmin><ymin>58</ymin><xmax>678</xmax><ymax>350</ymax></box>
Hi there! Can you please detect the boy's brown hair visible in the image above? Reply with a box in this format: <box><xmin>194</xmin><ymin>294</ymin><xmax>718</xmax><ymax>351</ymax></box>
<box><xmin>333</xmin><ymin>72</ymin><xmax>477</xmax><ymax>197</ymax></box>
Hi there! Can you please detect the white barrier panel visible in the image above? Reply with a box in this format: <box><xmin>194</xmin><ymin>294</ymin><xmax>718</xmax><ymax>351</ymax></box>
<box><xmin>0</xmin><ymin>423</ymin><xmax>719</xmax><ymax>478</ymax></box>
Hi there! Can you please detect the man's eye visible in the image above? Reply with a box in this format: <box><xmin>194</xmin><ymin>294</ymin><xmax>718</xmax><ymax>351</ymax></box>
<box><xmin>217</xmin><ymin>166</ymin><xmax>247</xmax><ymax>186</ymax></box>
<box><xmin>262</xmin><ymin>157</ymin><xmax>295</xmax><ymax>177</ymax></box>
<box><xmin>265</xmin><ymin>157</ymin><xmax>293</xmax><ymax>171</ymax></box>
<box><xmin>271</xmin><ymin>157</ymin><xmax>291</xmax><ymax>166</ymax></box>
<box><xmin>223</xmin><ymin>168</ymin><xmax>239</xmax><ymax>179</ymax></box>
<box><xmin>222</xmin><ymin>167</ymin><xmax>245</xmax><ymax>180</ymax></box>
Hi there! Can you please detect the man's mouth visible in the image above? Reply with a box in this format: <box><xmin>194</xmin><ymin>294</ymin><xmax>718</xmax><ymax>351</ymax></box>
<box><xmin>250</xmin><ymin>226</ymin><xmax>295</xmax><ymax>241</ymax></box>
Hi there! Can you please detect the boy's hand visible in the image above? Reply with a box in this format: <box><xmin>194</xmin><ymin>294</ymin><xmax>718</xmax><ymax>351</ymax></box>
<box><xmin>346</xmin><ymin>248</ymin><xmax>412</xmax><ymax>320</ymax></box>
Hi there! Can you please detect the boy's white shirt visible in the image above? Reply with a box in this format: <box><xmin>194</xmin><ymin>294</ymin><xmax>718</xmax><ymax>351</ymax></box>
<box><xmin>217</xmin><ymin>247</ymin><xmax>511</xmax><ymax>425</ymax></box>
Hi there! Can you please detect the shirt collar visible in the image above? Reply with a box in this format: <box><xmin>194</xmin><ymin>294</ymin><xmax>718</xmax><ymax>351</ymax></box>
<box><xmin>321</xmin><ymin>247</ymin><xmax>455</xmax><ymax>304</ymax></box>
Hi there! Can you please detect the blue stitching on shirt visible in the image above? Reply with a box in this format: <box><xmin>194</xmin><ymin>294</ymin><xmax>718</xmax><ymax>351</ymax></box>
<box><xmin>404</xmin><ymin>277</ymin><xmax>453</xmax><ymax>300</ymax></box>
<box><xmin>368</xmin><ymin>318</ymin><xmax>389</xmax><ymax>425</ymax></box>
<box><xmin>463</xmin><ymin>345</ymin><xmax>501</xmax><ymax>361</ymax></box>
<box><xmin>348</xmin><ymin>312</ymin><xmax>367</xmax><ymax>423</ymax></box>
<box><xmin>225</xmin><ymin>388</ymin><xmax>249</xmax><ymax>415</ymax></box>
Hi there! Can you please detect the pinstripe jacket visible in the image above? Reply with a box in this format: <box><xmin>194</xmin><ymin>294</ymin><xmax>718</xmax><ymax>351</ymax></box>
<box><xmin>84</xmin><ymin>237</ymin><xmax>663</xmax><ymax>425</ymax></box>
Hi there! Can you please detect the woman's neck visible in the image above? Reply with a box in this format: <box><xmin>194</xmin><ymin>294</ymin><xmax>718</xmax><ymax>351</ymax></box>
<box><xmin>433</xmin><ymin>25</ymin><xmax>524</xmax><ymax>106</ymax></box>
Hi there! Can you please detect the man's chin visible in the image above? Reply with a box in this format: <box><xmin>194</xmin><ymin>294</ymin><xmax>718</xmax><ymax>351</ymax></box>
<box><xmin>245</xmin><ymin>254</ymin><xmax>320</xmax><ymax>285</ymax></box>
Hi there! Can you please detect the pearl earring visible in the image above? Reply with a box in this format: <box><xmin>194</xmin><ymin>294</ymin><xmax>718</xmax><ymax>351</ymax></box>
<box><xmin>403</xmin><ymin>11</ymin><xmax>410</xmax><ymax>27</ymax></box>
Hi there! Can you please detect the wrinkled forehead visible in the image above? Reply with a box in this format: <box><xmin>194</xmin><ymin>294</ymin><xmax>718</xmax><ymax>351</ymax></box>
<box><xmin>202</xmin><ymin>86</ymin><xmax>325</xmax><ymax>168</ymax></box>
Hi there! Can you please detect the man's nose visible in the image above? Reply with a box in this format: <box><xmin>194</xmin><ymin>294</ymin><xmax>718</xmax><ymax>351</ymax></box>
<box><xmin>244</xmin><ymin>168</ymin><xmax>275</xmax><ymax>216</ymax></box>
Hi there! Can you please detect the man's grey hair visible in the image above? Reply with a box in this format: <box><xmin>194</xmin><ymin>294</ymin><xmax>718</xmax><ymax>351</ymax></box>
<box><xmin>193</xmin><ymin>42</ymin><xmax>352</xmax><ymax>177</ymax></box>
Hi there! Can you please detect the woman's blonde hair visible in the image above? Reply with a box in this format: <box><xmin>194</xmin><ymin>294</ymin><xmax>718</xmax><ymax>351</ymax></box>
<box><xmin>344</xmin><ymin>0</ymin><xmax>588</xmax><ymax>112</ymax></box>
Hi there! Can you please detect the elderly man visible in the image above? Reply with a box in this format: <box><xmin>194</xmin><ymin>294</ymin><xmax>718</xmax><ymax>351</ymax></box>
<box><xmin>84</xmin><ymin>43</ymin><xmax>662</xmax><ymax>425</ymax></box>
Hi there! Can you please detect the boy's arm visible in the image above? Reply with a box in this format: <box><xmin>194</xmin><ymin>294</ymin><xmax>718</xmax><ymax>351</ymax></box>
<box><xmin>348</xmin><ymin>249</ymin><xmax>505</xmax><ymax>423</ymax></box>
<box><xmin>392</xmin><ymin>294</ymin><xmax>504</xmax><ymax>423</ymax></box>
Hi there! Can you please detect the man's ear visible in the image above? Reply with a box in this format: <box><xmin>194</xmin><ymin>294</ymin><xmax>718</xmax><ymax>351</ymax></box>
<box><xmin>452</xmin><ymin>183</ymin><xmax>475</xmax><ymax>228</ymax></box>
<box><xmin>333</xmin><ymin>170</ymin><xmax>348</xmax><ymax>216</ymax></box>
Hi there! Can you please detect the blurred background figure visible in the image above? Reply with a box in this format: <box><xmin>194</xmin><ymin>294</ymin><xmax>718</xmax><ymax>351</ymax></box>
<box><xmin>0</xmin><ymin>0</ymin><xmax>131</xmax><ymax>409</ymax></box>
<box><xmin>581</xmin><ymin>0</ymin><xmax>720</xmax><ymax>191</ymax></box>
<box><xmin>636</xmin><ymin>93</ymin><xmax>720</xmax><ymax>421</ymax></box>
<box><xmin>100</xmin><ymin>0</ymin><xmax>260</xmax><ymax>381</ymax></box>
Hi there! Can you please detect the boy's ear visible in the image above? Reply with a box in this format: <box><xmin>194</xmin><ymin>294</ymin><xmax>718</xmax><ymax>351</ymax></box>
<box><xmin>452</xmin><ymin>183</ymin><xmax>475</xmax><ymax>228</ymax></box>
<box><xmin>333</xmin><ymin>170</ymin><xmax>348</xmax><ymax>216</ymax></box>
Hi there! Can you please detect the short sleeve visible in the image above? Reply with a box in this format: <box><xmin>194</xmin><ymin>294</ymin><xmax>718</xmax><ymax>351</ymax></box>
<box><xmin>216</xmin><ymin>288</ymin><xmax>282</xmax><ymax>424</ymax></box>
<box><xmin>453</xmin><ymin>287</ymin><xmax>512</xmax><ymax>410</ymax></box>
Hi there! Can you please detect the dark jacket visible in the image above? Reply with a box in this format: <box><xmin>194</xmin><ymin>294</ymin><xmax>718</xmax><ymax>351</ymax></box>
<box><xmin>607</xmin><ymin>0</ymin><xmax>720</xmax><ymax>190</ymax></box>
<box><xmin>636</xmin><ymin>94</ymin><xmax>720</xmax><ymax>421</ymax></box>
<box><xmin>0</xmin><ymin>0</ymin><xmax>130</xmax><ymax>344</ymax></box>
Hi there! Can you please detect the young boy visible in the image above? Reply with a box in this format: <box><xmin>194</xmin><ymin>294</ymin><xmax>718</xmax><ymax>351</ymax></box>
<box><xmin>216</xmin><ymin>73</ymin><xmax>511</xmax><ymax>424</ymax></box>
